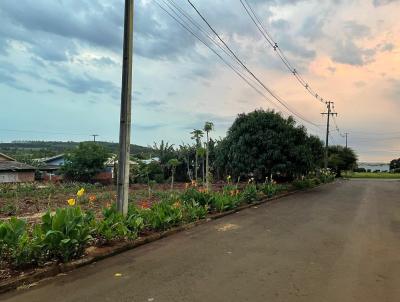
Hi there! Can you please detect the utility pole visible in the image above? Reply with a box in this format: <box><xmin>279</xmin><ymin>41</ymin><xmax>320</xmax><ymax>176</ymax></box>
<box><xmin>345</xmin><ymin>132</ymin><xmax>348</xmax><ymax>148</ymax></box>
<box><xmin>321</xmin><ymin>101</ymin><xmax>337</xmax><ymax>169</ymax></box>
<box><xmin>117</xmin><ymin>0</ymin><xmax>134</xmax><ymax>216</ymax></box>
<box><xmin>91</xmin><ymin>134</ymin><xmax>99</xmax><ymax>142</ymax></box>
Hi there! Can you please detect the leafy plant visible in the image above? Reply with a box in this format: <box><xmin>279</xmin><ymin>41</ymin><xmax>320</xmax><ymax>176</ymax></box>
<box><xmin>140</xmin><ymin>200</ymin><xmax>183</xmax><ymax>231</ymax></box>
<box><xmin>95</xmin><ymin>205</ymin><xmax>143</xmax><ymax>242</ymax></box>
<box><xmin>40</xmin><ymin>207</ymin><xmax>93</xmax><ymax>262</ymax></box>
<box><xmin>241</xmin><ymin>184</ymin><xmax>258</xmax><ymax>203</ymax></box>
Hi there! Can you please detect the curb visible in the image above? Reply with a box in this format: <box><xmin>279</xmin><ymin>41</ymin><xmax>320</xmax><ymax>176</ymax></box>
<box><xmin>0</xmin><ymin>181</ymin><xmax>335</xmax><ymax>294</ymax></box>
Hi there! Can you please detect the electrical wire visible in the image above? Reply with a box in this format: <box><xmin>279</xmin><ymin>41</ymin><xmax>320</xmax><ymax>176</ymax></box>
<box><xmin>185</xmin><ymin>0</ymin><xmax>320</xmax><ymax>128</ymax></box>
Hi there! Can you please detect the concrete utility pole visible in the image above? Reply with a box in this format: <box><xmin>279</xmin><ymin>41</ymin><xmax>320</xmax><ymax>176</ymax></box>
<box><xmin>117</xmin><ymin>0</ymin><xmax>134</xmax><ymax>216</ymax></box>
<box><xmin>345</xmin><ymin>132</ymin><xmax>349</xmax><ymax>148</ymax></box>
<box><xmin>91</xmin><ymin>134</ymin><xmax>99</xmax><ymax>142</ymax></box>
<box><xmin>321</xmin><ymin>101</ymin><xmax>337</xmax><ymax>169</ymax></box>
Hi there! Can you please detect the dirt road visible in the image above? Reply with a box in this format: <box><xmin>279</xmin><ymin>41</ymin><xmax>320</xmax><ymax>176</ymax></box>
<box><xmin>2</xmin><ymin>179</ymin><xmax>400</xmax><ymax>302</ymax></box>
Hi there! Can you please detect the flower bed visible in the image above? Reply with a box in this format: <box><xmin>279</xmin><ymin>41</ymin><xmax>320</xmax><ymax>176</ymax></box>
<box><xmin>0</xmin><ymin>174</ymin><xmax>334</xmax><ymax>283</ymax></box>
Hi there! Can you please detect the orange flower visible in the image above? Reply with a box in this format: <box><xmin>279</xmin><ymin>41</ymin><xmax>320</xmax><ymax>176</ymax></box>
<box><xmin>89</xmin><ymin>195</ymin><xmax>96</xmax><ymax>203</ymax></box>
<box><xmin>139</xmin><ymin>200</ymin><xmax>151</xmax><ymax>210</ymax></box>
<box><xmin>191</xmin><ymin>180</ymin><xmax>198</xmax><ymax>187</ymax></box>
<box><xmin>229</xmin><ymin>190</ymin><xmax>235</xmax><ymax>196</ymax></box>
<box><xmin>105</xmin><ymin>202</ymin><xmax>112</xmax><ymax>209</ymax></box>
<box><xmin>235</xmin><ymin>190</ymin><xmax>240</xmax><ymax>195</ymax></box>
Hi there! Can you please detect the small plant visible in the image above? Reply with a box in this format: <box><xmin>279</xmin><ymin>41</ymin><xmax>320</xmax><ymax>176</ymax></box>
<box><xmin>0</xmin><ymin>201</ymin><xmax>18</xmax><ymax>216</ymax></box>
<box><xmin>240</xmin><ymin>183</ymin><xmax>258</xmax><ymax>203</ymax></box>
<box><xmin>40</xmin><ymin>206</ymin><xmax>93</xmax><ymax>262</ymax></box>
<box><xmin>140</xmin><ymin>199</ymin><xmax>183</xmax><ymax>231</ymax></box>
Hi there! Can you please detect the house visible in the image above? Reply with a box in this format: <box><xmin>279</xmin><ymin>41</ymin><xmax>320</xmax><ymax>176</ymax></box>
<box><xmin>0</xmin><ymin>153</ymin><xmax>36</xmax><ymax>183</ymax></box>
<box><xmin>37</xmin><ymin>154</ymin><xmax>137</xmax><ymax>184</ymax></box>
<box><xmin>37</xmin><ymin>154</ymin><xmax>65</xmax><ymax>182</ymax></box>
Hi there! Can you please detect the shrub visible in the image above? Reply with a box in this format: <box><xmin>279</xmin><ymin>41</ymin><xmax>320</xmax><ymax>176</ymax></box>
<box><xmin>140</xmin><ymin>200</ymin><xmax>183</xmax><ymax>231</ymax></box>
<box><xmin>180</xmin><ymin>188</ymin><xmax>214</xmax><ymax>206</ymax></box>
<box><xmin>258</xmin><ymin>182</ymin><xmax>282</xmax><ymax>198</ymax></box>
<box><xmin>0</xmin><ymin>218</ymin><xmax>42</xmax><ymax>267</ymax></box>
<box><xmin>211</xmin><ymin>192</ymin><xmax>240</xmax><ymax>212</ymax></box>
<box><xmin>181</xmin><ymin>200</ymin><xmax>208</xmax><ymax>222</ymax></box>
<box><xmin>40</xmin><ymin>207</ymin><xmax>93</xmax><ymax>262</ymax></box>
<box><xmin>240</xmin><ymin>184</ymin><xmax>258</xmax><ymax>203</ymax></box>
<box><xmin>95</xmin><ymin>205</ymin><xmax>143</xmax><ymax>243</ymax></box>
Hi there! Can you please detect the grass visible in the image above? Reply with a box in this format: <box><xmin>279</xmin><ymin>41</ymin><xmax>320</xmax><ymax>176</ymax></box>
<box><xmin>343</xmin><ymin>172</ymin><xmax>400</xmax><ymax>179</ymax></box>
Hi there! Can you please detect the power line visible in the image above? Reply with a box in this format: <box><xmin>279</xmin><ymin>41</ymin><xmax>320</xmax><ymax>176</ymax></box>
<box><xmin>239</xmin><ymin>0</ymin><xmax>327</xmax><ymax>105</ymax></box>
<box><xmin>185</xmin><ymin>0</ymin><xmax>320</xmax><ymax>127</ymax></box>
<box><xmin>155</xmin><ymin>0</ymin><xmax>321</xmax><ymax>130</ymax></box>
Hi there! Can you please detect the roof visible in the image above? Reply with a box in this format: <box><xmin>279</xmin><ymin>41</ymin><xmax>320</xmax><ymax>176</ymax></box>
<box><xmin>0</xmin><ymin>153</ymin><xmax>15</xmax><ymax>161</ymax></box>
<box><xmin>42</xmin><ymin>154</ymin><xmax>65</xmax><ymax>163</ymax></box>
<box><xmin>0</xmin><ymin>161</ymin><xmax>36</xmax><ymax>172</ymax></box>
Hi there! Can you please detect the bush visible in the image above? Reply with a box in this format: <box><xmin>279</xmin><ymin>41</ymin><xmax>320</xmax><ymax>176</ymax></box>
<box><xmin>40</xmin><ymin>207</ymin><xmax>93</xmax><ymax>262</ymax></box>
<box><xmin>180</xmin><ymin>188</ymin><xmax>214</xmax><ymax>206</ymax></box>
<box><xmin>0</xmin><ymin>218</ymin><xmax>42</xmax><ymax>267</ymax></box>
<box><xmin>95</xmin><ymin>205</ymin><xmax>143</xmax><ymax>242</ymax></box>
<box><xmin>140</xmin><ymin>200</ymin><xmax>183</xmax><ymax>231</ymax></box>
<box><xmin>240</xmin><ymin>184</ymin><xmax>258</xmax><ymax>203</ymax></box>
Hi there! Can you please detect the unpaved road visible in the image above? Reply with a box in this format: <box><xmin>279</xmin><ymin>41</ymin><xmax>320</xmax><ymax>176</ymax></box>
<box><xmin>2</xmin><ymin>179</ymin><xmax>400</xmax><ymax>302</ymax></box>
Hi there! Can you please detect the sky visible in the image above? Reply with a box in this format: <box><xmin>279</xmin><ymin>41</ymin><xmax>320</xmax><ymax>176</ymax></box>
<box><xmin>0</xmin><ymin>0</ymin><xmax>399</xmax><ymax>162</ymax></box>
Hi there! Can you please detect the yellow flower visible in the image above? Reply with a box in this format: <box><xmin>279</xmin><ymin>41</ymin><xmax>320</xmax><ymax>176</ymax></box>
<box><xmin>67</xmin><ymin>198</ymin><xmax>76</xmax><ymax>206</ymax></box>
<box><xmin>173</xmin><ymin>201</ymin><xmax>181</xmax><ymax>209</ymax></box>
<box><xmin>77</xmin><ymin>188</ymin><xmax>85</xmax><ymax>197</ymax></box>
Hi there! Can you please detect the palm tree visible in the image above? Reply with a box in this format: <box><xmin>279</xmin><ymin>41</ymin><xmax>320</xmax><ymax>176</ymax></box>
<box><xmin>167</xmin><ymin>158</ymin><xmax>181</xmax><ymax>190</ymax></box>
<box><xmin>190</xmin><ymin>129</ymin><xmax>204</xmax><ymax>182</ymax></box>
<box><xmin>203</xmin><ymin>121</ymin><xmax>214</xmax><ymax>190</ymax></box>
<box><xmin>179</xmin><ymin>143</ymin><xmax>193</xmax><ymax>181</ymax></box>
<box><xmin>197</xmin><ymin>146</ymin><xmax>206</xmax><ymax>184</ymax></box>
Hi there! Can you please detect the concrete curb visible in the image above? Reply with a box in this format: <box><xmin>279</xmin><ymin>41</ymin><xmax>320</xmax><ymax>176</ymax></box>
<box><xmin>0</xmin><ymin>181</ymin><xmax>335</xmax><ymax>294</ymax></box>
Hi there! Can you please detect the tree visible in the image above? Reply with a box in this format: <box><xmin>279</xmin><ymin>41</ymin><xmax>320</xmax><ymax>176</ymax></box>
<box><xmin>167</xmin><ymin>159</ymin><xmax>181</xmax><ymax>190</ymax></box>
<box><xmin>190</xmin><ymin>129</ymin><xmax>204</xmax><ymax>182</ymax></box>
<box><xmin>203</xmin><ymin>121</ymin><xmax>214</xmax><ymax>190</ymax></box>
<box><xmin>390</xmin><ymin>158</ymin><xmax>400</xmax><ymax>172</ymax></box>
<box><xmin>328</xmin><ymin>145</ymin><xmax>358</xmax><ymax>176</ymax></box>
<box><xmin>197</xmin><ymin>146</ymin><xmax>206</xmax><ymax>183</ymax></box>
<box><xmin>214</xmin><ymin>110</ymin><xmax>324</xmax><ymax>180</ymax></box>
<box><xmin>61</xmin><ymin>142</ymin><xmax>110</xmax><ymax>182</ymax></box>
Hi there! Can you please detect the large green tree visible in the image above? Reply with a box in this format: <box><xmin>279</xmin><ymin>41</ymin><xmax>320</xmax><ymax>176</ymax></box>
<box><xmin>61</xmin><ymin>142</ymin><xmax>110</xmax><ymax>182</ymax></box>
<box><xmin>328</xmin><ymin>145</ymin><xmax>357</xmax><ymax>176</ymax></box>
<box><xmin>214</xmin><ymin>110</ymin><xmax>324</xmax><ymax>180</ymax></box>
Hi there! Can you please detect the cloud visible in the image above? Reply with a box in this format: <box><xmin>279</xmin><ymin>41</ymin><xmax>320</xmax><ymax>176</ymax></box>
<box><xmin>47</xmin><ymin>72</ymin><xmax>118</xmax><ymax>96</ymax></box>
<box><xmin>373</xmin><ymin>0</ymin><xmax>400</xmax><ymax>6</ymax></box>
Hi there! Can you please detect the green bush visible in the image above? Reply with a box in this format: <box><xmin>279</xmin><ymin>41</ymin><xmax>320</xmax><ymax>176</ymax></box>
<box><xmin>211</xmin><ymin>192</ymin><xmax>241</xmax><ymax>212</ymax></box>
<box><xmin>180</xmin><ymin>188</ymin><xmax>214</xmax><ymax>206</ymax></box>
<box><xmin>140</xmin><ymin>200</ymin><xmax>183</xmax><ymax>231</ymax></box>
<box><xmin>0</xmin><ymin>218</ymin><xmax>42</xmax><ymax>267</ymax></box>
<box><xmin>40</xmin><ymin>207</ymin><xmax>93</xmax><ymax>262</ymax></box>
<box><xmin>182</xmin><ymin>200</ymin><xmax>208</xmax><ymax>222</ymax></box>
<box><xmin>95</xmin><ymin>205</ymin><xmax>143</xmax><ymax>242</ymax></box>
<box><xmin>240</xmin><ymin>184</ymin><xmax>258</xmax><ymax>203</ymax></box>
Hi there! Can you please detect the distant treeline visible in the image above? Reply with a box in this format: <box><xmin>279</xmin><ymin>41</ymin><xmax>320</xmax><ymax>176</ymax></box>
<box><xmin>0</xmin><ymin>141</ymin><xmax>153</xmax><ymax>159</ymax></box>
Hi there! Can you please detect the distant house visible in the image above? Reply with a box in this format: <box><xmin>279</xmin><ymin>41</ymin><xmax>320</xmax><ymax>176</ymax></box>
<box><xmin>0</xmin><ymin>153</ymin><xmax>36</xmax><ymax>183</ymax></box>
<box><xmin>37</xmin><ymin>154</ymin><xmax>137</xmax><ymax>184</ymax></box>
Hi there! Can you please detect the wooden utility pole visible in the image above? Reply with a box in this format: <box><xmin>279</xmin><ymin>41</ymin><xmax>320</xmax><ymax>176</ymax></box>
<box><xmin>345</xmin><ymin>132</ymin><xmax>348</xmax><ymax>148</ymax></box>
<box><xmin>321</xmin><ymin>101</ymin><xmax>337</xmax><ymax>169</ymax></box>
<box><xmin>117</xmin><ymin>0</ymin><xmax>134</xmax><ymax>216</ymax></box>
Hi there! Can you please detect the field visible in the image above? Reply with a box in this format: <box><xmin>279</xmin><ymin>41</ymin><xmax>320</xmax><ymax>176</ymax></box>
<box><xmin>0</xmin><ymin>182</ymin><xmax>187</xmax><ymax>220</ymax></box>
<box><xmin>343</xmin><ymin>172</ymin><xmax>400</xmax><ymax>179</ymax></box>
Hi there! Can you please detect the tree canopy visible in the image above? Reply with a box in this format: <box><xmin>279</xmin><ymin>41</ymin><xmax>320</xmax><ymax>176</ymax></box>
<box><xmin>61</xmin><ymin>142</ymin><xmax>110</xmax><ymax>182</ymax></box>
<box><xmin>328</xmin><ymin>145</ymin><xmax>357</xmax><ymax>176</ymax></box>
<box><xmin>214</xmin><ymin>110</ymin><xmax>324</xmax><ymax>180</ymax></box>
